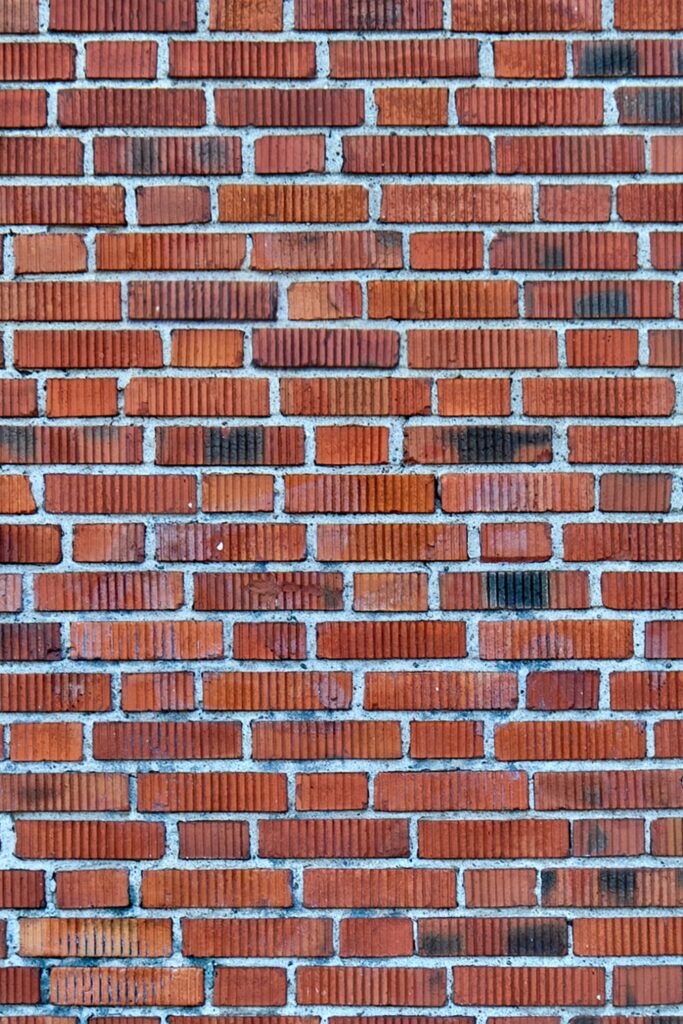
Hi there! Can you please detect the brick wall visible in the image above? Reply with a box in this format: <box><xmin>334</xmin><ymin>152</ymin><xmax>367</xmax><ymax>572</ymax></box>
<box><xmin>0</xmin><ymin>0</ymin><xmax>681</xmax><ymax>1018</ymax></box>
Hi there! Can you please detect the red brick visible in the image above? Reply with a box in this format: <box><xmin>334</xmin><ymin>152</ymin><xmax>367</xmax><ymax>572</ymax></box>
<box><xmin>420</xmin><ymin>819</ymin><xmax>568</xmax><ymax>860</ymax></box>
<box><xmin>375</xmin><ymin>771</ymin><xmax>528</xmax><ymax>811</ymax></box>
<box><xmin>59</xmin><ymin>89</ymin><xmax>206</xmax><ymax>127</ymax></box>
<box><xmin>15</xmin><ymin>234</ymin><xmax>86</xmax><ymax>275</ymax></box>
<box><xmin>458</xmin><ymin>88</ymin><xmax>603</xmax><ymax>126</ymax></box>
<box><xmin>170</xmin><ymin>41</ymin><xmax>315</xmax><ymax>79</ymax></box>
<box><xmin>452</xmin><ymin>0</ymin><xmax>600</xmax><ymax>29</ymax></box>
<box><xmin>55</xmin><ymin>870</ymin><xmax>129</xmax><ymax>909</ymax></box>
<box><xmin>49</xmin><ymin>967</ymin><xmax>204</xmax><ymax>1007</ymax></box>
<box><xmin>120</xmin><ymin>672</ymin><xmax>193</xmax><ymax>713</ymax></box>
<box><xmin>211</xmin><ymin>0</ymin><xmax>283</xmax><ymax>30</ymax></box>
<box><xmin>330</xmin><ymin>39</ymin><xmax>478</xmax><ymax>78</ymax></box>
<box><xmin>214</xmin><ymin>968</ymin><xmax>286</xmax><ymax>1007</ymax></box>
<box><xmin>376</xmin><ymin>87</ymin><xmax>448</xmax><ymax>125</ymax></box>
<box><xmin>255</xmin><ymin>135</ymin><xmax>325</xmax><ymax>174</ymax></box>
<box><xmin>499</xmin><ymin>136</ymin><xmax>644</xmax><ymax>175</ymax></box>
<box><xmin>480</xmin><ymin>620</ymin><xmax>633</xmax><ymax>660</ymax></box>
<box><xmin>452</xmin><ymin>968</ymin><xmax>604</xmax><ymax>1007</ymax></box>
<box><xmin>540</xmin><ymin>185</ymin><xmax>612</xmax><ymax>222</ymax></box>
<box><xmin>494</xmin><ymin>40</ymin><xmax>566</xmax><ymax>79</ymax></box>
<box><xmin>297</xmin><ymin>966</ymin><xmax>447</xmax><ymax>1007</ymax></box>
<box><xmin>136</xmin><ymin>187</ymin><xmax>210</xmax><ymax>226</ymax></box>
<box><xmin>86</xmin><ymin>41</ymin><xmax>157</xmax><ymax>79</ymax></box>
<box><xmin>464</xmin><ymin>869</ymin><xmax>537</xmax><ymax>908</ymax></box>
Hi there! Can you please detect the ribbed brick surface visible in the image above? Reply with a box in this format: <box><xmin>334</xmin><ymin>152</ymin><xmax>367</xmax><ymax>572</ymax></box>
<box><xmin>0</xmin><ymin>0</ymin><xmax>681</xmax><ymax>1018</ymax></box>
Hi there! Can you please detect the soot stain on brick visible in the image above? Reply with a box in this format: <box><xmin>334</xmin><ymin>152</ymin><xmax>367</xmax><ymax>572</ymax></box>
<box><xmin>419</xmin><ymin>927</ymin><xmax>462</xmax><ymax>955</ymax></box>
<box><xmin>540</xmin><ymin>870</ymin><xmax>557</xmax><ymax>900</ymax></box>
<box><xmin>583</xmin><ymin>822</ymin><xmax>609</xmax><ymax>854</ymax></box>
<box><xmin>507</xmin><ymin>919</ymin><xmax>567</xmax><ymax>956</ymax></box>
<box><xmin>0</xmin><ymin>426</ymin><xmax>37</xmax><ymax>463</ymax></box>
<box><xmin>453</xmin><ymin>426</ymin><xmax>552</xmax><ymax>464</ymax></box>
<box><xmin>578</xmin><ymin>40</ymin><xmax>639</xmax><ymax>77</ymax></box>
<box><xmin>204</xmin><ymin>426</ymin><xmax>266</xmax><ymax>465</ymax></box>
<box><xmin>620</xmin><ymin>88</ymin><xmax>683</xmax><ymax>124</ymax></box>
<box><xmin>598</xmin><ymin>868</ymin><xmax>637</xmax><ymax>905</ymax></box>
<box><xmin>484</xmin><ymin>571</ymin><xmax>551</xmax><ymax>610</ymax></box>
<box><xmin>573</xmin><ymin>287</ymin><xmax>630</xmax><ymax>318</ymax></box>
<box><xmin>538</xmin><ymin>242</ymin><xmax>566</xmax><ymax>270</ymax></box>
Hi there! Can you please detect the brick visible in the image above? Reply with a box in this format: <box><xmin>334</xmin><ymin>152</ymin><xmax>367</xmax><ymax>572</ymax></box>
<box><xmin>376</xmin><ymin>87</ymin><xmax>448</xmax><ymax>125</ymax></box>
<box><xmin>464</xmin><ymin>869</ymin><xmax>537</xmax><ymax>908</ymax></box>
<box><xmin>171</xmin><ymin>330</ymin><xmax>243</xmax><ymax>367</ymax></box>
<box><xmin>252</xmin><ymin>230</ymin><xmax>401</xmax><ymax>271</ymax></box>
<box><xmin>495</xmin><ymin>721</ymin><xmax>646</xmax><ymax>761</ymax></box>
<box><xmin>0</xmin><ymin>122</ymin><xmax>72</xmax><ymax>164</ymax></box>
<box><xmin>330</xmin><ymin>39</ymin><xmax>478</xmax><ymax>78</ymax></box>
<box><xmin>50</xmin><ymin>0</ymin><xmax>196</xmax><ymax>30</ymax></box>
<box><xmin>50</xmin><ymin>967</ymin><xmax>204</xmax><ymax>1007</ymax></box>
<box><xmin>94</xmin><ymin>136</ymin><xmax>241</xmax><ymax>176</ymax></box>
<box><xmin>458</xmin><ymin>88</ymin><xmax>603</xmax><ymax>126</ymax></box>
<box><xmin>494</xmin><ymin>40</ymin><xmax>566</xmax><ymax>79</ymax></box>
<box><xmin>452</xmin><ymin>0</ymin><xmax>601</xmax><ymax>30</ymax></box>
<box><xmin>254</xmin><ymin>329</ymin><xmax>399</xmax><ymax>367</ymax></box>
<box><xmin>535</xmin><ymin>770</ymin><xmax>683</xmax><ymax>810</ymax></box>
<box><xmin>15</xmin><ymin>820</ymin><xmax>164</xmax><ymax>860</ymax></box>
<box><xmin>490</xmin><ymin>231</ymin><xmax>637</xmax><ymax>270</ymax></box>
<box><xmin>523</xmin><ymin>377</ymin><xmax>674</xmax><ymax>416</ymax></box>
<box><xmin>566</xmin><ymin>329</ymin><xmax>639</xmax><ymax>368</ymax></box>
<box><xmin>526</xmin><ymin>281</ymin><xmax>672</xmax><ymax>318</ymax></box>
<box><xmin>442</xmin><ymin>473</ymin><xmax>593</xmax><ymax>512</ymax></box>
<box><xmin>364</xmin><ymin>672</ymin><xmax>517</xmax><ymax>710</ymax></box>
<box><xmin>480</xmin><ymin>523</ymin><xmax>552</xmax><ymax>563</ymax></box>
<box><xmin>296</xmin><ymin>966</ymin><xmax>447</xmax><ymax>1006</ymax></box>
<box><xmin>452</xmin><ymin>968</ymin><xmax>605</xmax><ymax>1007</ymax></box>
<box><xmin>612</xmin><ymin>967</ymin><xmax>683</xmax><ymax>1007</ymax></box>
<box><xmin>317</xmin><ymin>621</ymin><xmax>465</xmax><ymax>659</ymax></box>
<box><xmin>14</xmin><ymin>234</ymin><xmax>86</xmax><ymax>275</ymax></box>
<box><xmin>46</xmin><ymin>379</ymin><xmax>118</xmax><ymax>418</ymax></box>
<box><xmin>141</xmin><ymin>869</ymin><xmax>291</xmax><ymax>907</ymax></box>
<box><xmin>526</xmin><ymin>671</ymin><xmax>600</xmax><ymax>711</ymax></box>
<box><xmin>128</xmin><ymin>282</ymin><xmax>277</xmax><ymax>322</ymax></box>
<box><xmin>420</xmin><ymin>819</ymin><xmax>569</xmax><ymax>860</ymax></box>
<box><xmin>86</xmin><ymin>40</ymin><xmax>157</xmax><ymax>79</ymax></box>
<box><xmin>255</xmin><ymin>135</ymin><xmax>325</xmax><ymax>174</ymax></box>
<box><xmin>288</xmin><ymin>281</ymin><xmax>362</xmax><ymax>319</ymax></box>
<box><xmin>498</xmin><ymin>136</ymin><xmax>644</xmax><ymax>175</ymax></box>
<box><xmin>10</xmin><ymin>723</ymin><xmax>83</xmax><ymax>762</ymax></box>
<box><xmin>73</xmin><ymin>524</ymin><xmax>145</xmax><ymax>564</ymax></box>
<box><xmin>137</xmin><ymin>773</ymin><xmax>287</xmax><ymax>813</ymax></box>
<box><xmin>541</xmin><ymin>867</ymin><xmax>683</xmax><ymax>906</ymax></box>
<box><xmin>572</xmin><ymin>819</ymin><xmax>645</xmax><ymax>857</ymax></box>
<box><xmin>381</xmin><ymin>185</ymin><xmax>533</xmax><ymax>223</ymax></box>
<box><xmin>617</xmin><ymin>88</ymin><xmax>683</xmax><ymax>125</ymax></box>
<box><xmin>282</xmin><ymin>378</ymin><xmax>430</xmax><ymax>416</ymax></box>
<box><xmin>214</xmin><ymin>968</ymin><xmax>287</xmax><ymax>1006</ymax></box>
<box><xmin>59</xmin><ymin>89</ymin><xmax>206</xmax><ymax>127</ymax></box>
<box><xmin>340</xmin><ymin>917</ymin><xmax>414</xmax><ymax>957</ymax></box>
<box><xmin>540</xmin><ymin>185</ymin><xmax>612</xmax><ymax>222</ymax></box>
<box><xmin>220</xmin><ymin>185</ymin><xmax>367</xmax><ymax>223</ymax></box>
<box><xmin>178</xmin><ymin>820</ymin><xmax>248</xmax><ymax>859</ymax></box>
<box><xmin>296</xmin><ymin>772</ymin><xmax>368</xmax><ymax>810</ymax></box>
<box><xmin>317</xmin><ymin>524</ymin><xmax>467</xmax><ymax>561</ymax></box>
<box><xmin>480</xmin><ymin>620</ymin><xmax>633</xmax><ymax>660</ymax></box>
<box><xmin>170</xmin><ymin>41</ymin><xmax>315</xmax><ymax>79</ymax></box>
<box><xmin>157</xmin><ymin>426</ymin><xmax>303</xmax><ymax>466</ymax></box>
<box><xmin>20</xmin><ymin>918</ymin><xmax>172</xmax><ymax>957</ymax></box>
<box><xmin>286</xmin><ymin>474</ymin><xmax>435</xmax><ymax>513</ymax></box>
<box><xmin>259</xmin><ymin>819</ymin><xmax>409</xmax><ymax>858</ymax></box>
<box><xmin>440</xmin><ymin>571</ymin><xmax>589</xmax><ymax>611</ymax></box>
<box><xmin>14</xmin><ymin>330</ymin><xmax>162</xmax><ymax>369</ymax></box>
<box><xmin>375</xmin><ymin>771</ymin><xmax>528</xmax><ymax>811</ymax></box>
<box><xmin>420</xmin><ymin>918</ymin><xmax>568</xmax><ymax>956</ymax></box>
<box><xmin>615</xmin><ymin>0</ymin><xmax>683</xmax><ymax>28</ymax></box>
<box><xmin>345</xmin><ymin>134</ymin><xmax>490</xmax><ymax>174</ymax></box>
<box><xmin>354</xmin><ymin>572</ymin><xmax>428</xmax><ymax>611</ymax></box>
<box><xmin>0</xmin><ymin>673</ymin><xmax>110</xmax><ymax>713</ymax></box>
<box><xmin>253</xmin><ymin>721</ymin><xmax>402</xmax><ymax>759</ymax></box>
<box><xmin>217</xmin><ymin>88</ymin><xmax>364</xmax><ymax>127</ymax></box>
<box><xmin>211</xmin><ymin>0</ymin><xmax>283</xmax><ymax>30</ymax></box>
<box><xmin>70</xmin><ymin>621</ymin><xmax>222</xmax><ymax>661</ymax></box>
<box><xmin>409</xmin><ymin>329</ymin><xmax>557</xmax><ymax>368</ymax></box>
<box><xmin>317</xmin><ymin>426</ymin><xmax>389</xmax><ymax>465</ymax></box>
<box><xmin>55</xmin><ymin>870</ymin><xmax>129</xmax><ymax>909</ymax></box>
<box><xmin>136</xmin><ymin>187</ymin><xmax>211</xmax><ymax>226</ymax></box>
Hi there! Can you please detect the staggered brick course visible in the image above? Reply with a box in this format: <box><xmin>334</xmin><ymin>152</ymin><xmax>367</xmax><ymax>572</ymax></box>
<box><xmin>0</xmin><ymin>0</ymin><xmax>680</xmax><ymax>1018</ymax></box>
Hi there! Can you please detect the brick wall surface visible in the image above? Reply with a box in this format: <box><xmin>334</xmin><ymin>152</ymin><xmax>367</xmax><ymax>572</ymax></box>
<box><xmin>0</xmin><ymin>0</ymin><xmax>681</xmax><ymax>1018</ymax></box>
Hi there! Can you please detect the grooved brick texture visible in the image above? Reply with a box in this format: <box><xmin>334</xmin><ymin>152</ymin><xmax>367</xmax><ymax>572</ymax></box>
<box><xmin>0</xmin><ymin>0</ymin><xmax>681</xmax><ymax>1019</ymax></box>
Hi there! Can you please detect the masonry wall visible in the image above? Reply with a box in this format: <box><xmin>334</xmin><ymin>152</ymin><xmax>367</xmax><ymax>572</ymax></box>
<box><xmin>0</xmin><ymin>0</ymin><xmax>681</xmax><ymax>1018</ymax></box>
